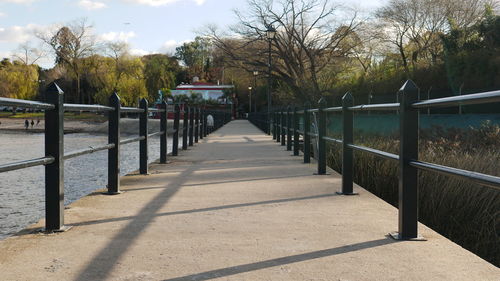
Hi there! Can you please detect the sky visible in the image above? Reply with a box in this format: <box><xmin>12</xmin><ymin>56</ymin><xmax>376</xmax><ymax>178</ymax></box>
<box><xmin>0</xmin><ymin>0</ymin><xmax>385</xmax><ymax>68</ymax></box>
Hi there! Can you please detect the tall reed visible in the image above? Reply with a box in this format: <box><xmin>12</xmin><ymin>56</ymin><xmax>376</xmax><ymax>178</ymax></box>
<box><xmin>326</xmin><ymin>122</ymin><xmax>500</xmax><ymax>266</ymax></box>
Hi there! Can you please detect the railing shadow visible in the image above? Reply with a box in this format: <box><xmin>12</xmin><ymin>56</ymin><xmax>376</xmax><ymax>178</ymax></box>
<box><xmin>164</xmin><ymin>238</ymin><xmax>397</xmax><ymax>281</ymax></box>
<box><xmin>74</xmin><ymin>165</ymin><xmax>197</xmax><ymax>281</ymax></box>
<box><xmin>68</xmin><ymin>193</ymin><xmax>336</xmax><ymax>228</ymax></box>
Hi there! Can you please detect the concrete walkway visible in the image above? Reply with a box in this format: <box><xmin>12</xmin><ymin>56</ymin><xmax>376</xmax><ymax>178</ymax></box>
<box><xmin>0</xmin><ymin>120</ymin><xmax>498</xmax><ymax>280</ymax></box>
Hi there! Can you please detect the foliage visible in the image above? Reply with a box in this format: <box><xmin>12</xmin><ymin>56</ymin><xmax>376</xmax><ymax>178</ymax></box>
<box><xmin>142</xmin><ymin>54</ymin><xmax>180</xmax><ymax>102</ymax></box>
<box><xmin>0</xmin><ymin>60</ymin><xmax>39</xmax><ymax>100</ymax></box>
<box><xmin>175</xmin><ymin>37</ymin><xmax>213</xmax><ymax>81</ymax></box>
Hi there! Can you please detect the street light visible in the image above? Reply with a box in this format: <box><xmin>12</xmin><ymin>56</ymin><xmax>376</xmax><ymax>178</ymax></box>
<box><xmin>248</xmin><ymin>86</ymin><xmax>252</xmax><ymax>113</ymax></box>
<box><xmin>253</xmin><ymin>70</ymin><xmax>258</xmax><ymax>112</ymax></box>
<box><xmin>266</xmin><ymin>25</ymin><xmax>276</xmax><ymax>135</ymax></box>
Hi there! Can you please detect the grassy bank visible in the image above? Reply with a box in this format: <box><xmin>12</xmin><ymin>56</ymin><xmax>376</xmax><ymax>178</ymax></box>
<box><xmin>326</xmin><ymin>122</ymin><xmax>500</xmax><ymax>266</ymax></box>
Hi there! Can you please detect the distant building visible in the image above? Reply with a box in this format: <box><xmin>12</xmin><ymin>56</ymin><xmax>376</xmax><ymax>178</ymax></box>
<box><xmin>170</xmin><ymin>77</ymin><xmax>234</xmax><ymax>104</ymax></box>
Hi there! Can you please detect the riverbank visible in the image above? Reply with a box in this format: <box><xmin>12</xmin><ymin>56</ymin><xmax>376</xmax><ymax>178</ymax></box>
<box><xmin>0</xmin><ymin>118</ymin><xmax>178</xmax><ymax>135</ymax></box>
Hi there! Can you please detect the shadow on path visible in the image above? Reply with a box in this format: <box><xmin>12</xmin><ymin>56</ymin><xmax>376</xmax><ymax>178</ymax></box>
<box><xmin>74</xmin><ymin>166</ymin><xmax>197</xmax><ymax>281</ymax></box>
<box><xmin>68</xmin><ymin>193</ymin><xmax>336</xmax><ymax>228</ymax></box>
<box><xmin>164</xmin><ymin>238</ymin><xmax>397</xmax><ymax>281</ymax></box>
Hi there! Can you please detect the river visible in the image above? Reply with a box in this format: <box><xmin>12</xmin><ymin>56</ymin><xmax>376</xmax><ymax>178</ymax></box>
<box><xmin>0</xmin><ymin>131</ymin><xmax>171</xmax><ymax>239</ymax></box>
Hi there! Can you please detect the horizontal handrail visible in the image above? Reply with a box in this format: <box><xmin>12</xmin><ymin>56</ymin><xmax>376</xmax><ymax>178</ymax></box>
<box><xmin>0</xmin><ymin>97</ymin><xmax>54</xmax><ymax>110</ymax></box>
<box><xmin>349</xmin><ymin>103</ymin><xmax>400</xmax><ymax>111</ymax></box>
<box><xmin>348</xmin><ymin>144</ymin><xmax>399</xmax><ymax>161</ymax></box>
<box><xmin>64</xmin><ymin>104</ymin><xmax>114</xmax><ymax>112</ymax></box>
<box><xmin>324</xmin><ymin>106</ymin><xmax>342</xmax><ymax>113</ymax></box>
<box><xmin>120</xmin><ymin>136</ymin><xmax>146</xmax><ymax>145</ymax></box>
<box><xmin>148</xmin><ymin>108</ymin><xmax>164</xmax><ymax>113</ymax></box>
<box><xmin>322</xmin><ymin>136</ymin><xmax>342</xmax><ymax>144</ymax></box>
<box><xmin>63</xmin><ymin>144</ymin><xmax>116</xmax><ymax>160</ymax></box>
<box><xmin>0</xmin><ymin>157</ymin><xmax>55</xmax><ymax>173</ymax></box>
<box><xmin>412</xmin><ymin>90</ymin><xmax>500</xmax><ymax>109</ymax></box>
<box><xmin>121</xmin><ymin>107</ymin><xmax>145</xmax><ymax>113</ymax></box>
<box><xmin>148</xmin><ymin>131</ymin><xmax>165</xmax><ymax>138</ymax></box>
<box><xmin>409</xmin><ymin>160</ymin><xmax>500</xmax><ymax>190</ymax></box>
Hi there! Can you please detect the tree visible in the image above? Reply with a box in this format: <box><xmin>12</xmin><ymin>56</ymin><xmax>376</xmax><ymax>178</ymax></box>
<box><xmin>175</xmin><ymin>37</ymin><xmax>212</xmax><ymax>80</ymax></box>
<box><xmin>142</xmin><ymin>54</ymin><xmax>180</xmax><ymax>102</ymax></box>
<box><xmin>0</xmin><ymin>59</ymin><xmax>39</xmax><ymax>100</ymax></box>
<box><xmin>37</xmin><ymin>18</ymin><xmax>96</xmax><ymax>103</ymax></box>
<box><xmin>205</xmin><ymin>0</ymin><xmax>361</xmax><ymax>102</ymax></box>
<box><xmin>12</xmin><ymin>42</ymin><xmax>46</xmax><ymax>66</ymax></box>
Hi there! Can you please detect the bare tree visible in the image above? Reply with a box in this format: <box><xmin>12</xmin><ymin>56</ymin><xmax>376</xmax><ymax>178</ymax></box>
<box><xmin>12</xmin><ymin>42</ymin><xmax>46</xmax><ymax>65</ymax></box>
<box><xmin>37</xmin><ymin>18</ymin><xmax>96</xmax><ymax>103</ymax></box>
<box><xmin>375</xmin><ymin>0</ymin><xmax>495</xmax><ymax>74</ymax></box>
<box><xmin>205</xmin><ymin>0</ymin><xmax>362</xmax><ymax>102</ymax></box>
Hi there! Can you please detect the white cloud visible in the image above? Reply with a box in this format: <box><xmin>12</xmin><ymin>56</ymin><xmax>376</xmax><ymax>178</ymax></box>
<box><xmin>78</xmin><ymin>0</ymin><xmax>107</xmax><ymax>10</ymax></box>
<box><xmin>0</xmin><ymin>24</ymin><xmax>44</xmax><ymax>43</ymax></box>
<box><xmin>123</xmin><ymin>0</ymin><xmax>205</xmax><ymax>7</ymax></box>
<box><xmin>99</xmin><ymin>31</ymin><xmax>136</xmax><ymax>42</ymax></box>
<box><xmin>0</xmin><ymin>12</ymin><xmax>6</xmax><ymax>17</ymax></box>
<box><xmin>159</xmin><ymin>39</ymin><xmax>190</xmax><ymax>54</ymax></box>
<box><xmin>130</xmin><ymin>48</ymin><xmax>150</xmax><ymax>56</ymax></box>
<box><xmin>0</xmin><ymin>50</ymin><xmax>12</xmax><ymax>59</ymax></box>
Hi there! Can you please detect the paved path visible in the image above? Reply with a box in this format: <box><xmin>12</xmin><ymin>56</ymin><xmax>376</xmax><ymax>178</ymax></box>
<box><xmin>0</xmin><ymin>120</ymin><xmax>498</xmax><ymax>280</ymax></box>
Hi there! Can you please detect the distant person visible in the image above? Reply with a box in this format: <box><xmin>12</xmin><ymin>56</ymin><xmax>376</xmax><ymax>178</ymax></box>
<box><xmin>36</xmin><ymin>119</ymin><xmax>40</xmax><ymax>126</ymax></box>
<box><xmin>207</xmin><ymin>114</ymin><xmax>214</xmax><ymax>133</ymax></box>
<box><xmin>24</xmin><ymin>119</ymin><xmax>29</xmax><ymax>130</ymax></box>
<box><xmin>30</xmin><ymin>120</ymin><xmax>34</xmax><ymax>128</ymax></box>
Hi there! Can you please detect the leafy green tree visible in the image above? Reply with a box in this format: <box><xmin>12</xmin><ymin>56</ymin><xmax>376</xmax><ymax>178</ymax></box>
<box><xmin>0</xmin><ymin>59</ymin><xmax>39</xmax><ymax>100</ymax></box>
<box><xmin>142</xmin><ymin>54</ymin><xmax>180</xmax><ymax>102</ymax></box>
<box><xmin>175</xmin><ymin>37</ymin><xmax>212</xmax><ymax>80</ymax></box>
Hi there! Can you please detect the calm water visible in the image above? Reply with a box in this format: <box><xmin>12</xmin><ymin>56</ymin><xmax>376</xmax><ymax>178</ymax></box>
<box><xmin>0</xmin><ymin>131</ymin><xmax>171</xmax><ymax>239</ymax></box>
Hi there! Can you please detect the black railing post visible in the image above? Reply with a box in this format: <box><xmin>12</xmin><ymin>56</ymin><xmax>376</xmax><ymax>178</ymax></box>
<box><xmin>317</xmin><ymin>97</ymin><xmax>327</xmax><ymax>175</ymax></box>
<box><xmin>338</xmin><ymin>92</ymin><xmax>357</xmax><ymax>195</ymax></box>
<box><xmin>189</xmin><ymin>106</ymin><xmax>194</xmax><ymax>146</ymax></box>
<box><xmin>172</xmin><ymin>104</ymin><xmax>180</xmax><ymax>156</ymax></box>
<box><xmin>303</xmin><ymin>102</ymin><xmax>311</xmax><ymax>163</ymax></box>
<box><xmin>204</xmin><ymin>109</ymin><xmax>208</xmax><ymax>136</ymax></box>
<box><xmin>107</xmin><ymin>92</ymin><xmax>121</xmax><ymax>194</ymax></box>
<box><xmin>293</xmin><ymin>106</ymin><xmax>299</xmax><ymax>156</ymax></box>
<box><xmin>44</xmin><ymin>82</ymin><xmax>65</xmax><ymax>231</ymax></box>
<box><xmin>286</xmin><ymin>105</ymin><xmax>292</xmax><ymax>151</ymax></box>
<box><xmin>272</xmin><ymin>109</ymin><xmax>277</xmax><ymax>140</ymax></box>
<box><xmin>393</xmin><ymin>80</ymin><xmax>421</xmax><ymax>240</ymax></box>
<box><xmin>281</xmin><ymin>106</ymin><xmax>286</xmax><ymax>146</ymax></box>
<box><xmin>160</xmin><ymin>100</ymin><xmax>168</xmax><ymax>164</ymax></box>
<box><xmin>199</xmin><ymin>107</ymin><xmax>204</xmax><ymax>140</ymax></box>
<box><xmin>194</xmin><ymin>106</ymin><xmax>199</xmax><ymax>143</ymax></box>
<box><xmin>276</xmin><ymin>110</ymin><xmax>281</xmax><ymax>143</ymax></box>
<box><xmin>139</xmin><ymin>98</ymin><xmax>149</xmax><ymax>174</ymax></box>
<box><xmin>182</xmin><ymin>105</ymin><xmax>188</xmax><ymax>150</ymax></box>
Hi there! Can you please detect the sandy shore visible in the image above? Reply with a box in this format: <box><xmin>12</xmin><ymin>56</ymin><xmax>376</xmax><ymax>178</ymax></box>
<box><xmin>0</xmin><ymin>118</ymin><xmax>176</xmax><ymax>135</ymax></box>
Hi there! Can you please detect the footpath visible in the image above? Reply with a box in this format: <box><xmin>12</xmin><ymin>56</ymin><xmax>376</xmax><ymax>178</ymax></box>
<box><xmin>0</xmin><ymin>120</ymin><xmax>498</xmax><ymax>280</ymax></box>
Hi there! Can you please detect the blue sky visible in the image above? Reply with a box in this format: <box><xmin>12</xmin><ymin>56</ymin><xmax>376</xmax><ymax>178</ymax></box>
<box><xmin>0</xmin><ymin>0</ymin><xmax>385</xmax><ymax>67</ymax></box>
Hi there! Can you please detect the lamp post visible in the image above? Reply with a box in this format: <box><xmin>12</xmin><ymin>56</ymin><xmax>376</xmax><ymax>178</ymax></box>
<box><xmin>266</xmin><ymin>26</ymin><xmax>276</xmax><ymax>135</ymax></box>
<box><xmin>248</xmin><ymin>86</ymin><xmax>252</xmax><ymax>113</ymax></box>
<box><xmin>253</xmin><ymin>70</ymin><xmax>258</xmax><ymax>112</ymax></box>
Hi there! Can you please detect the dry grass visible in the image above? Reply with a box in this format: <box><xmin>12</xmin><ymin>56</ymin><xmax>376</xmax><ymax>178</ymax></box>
<box><xmin>326</xmin><ymin>122</ymin><xmax>500</xmax><ymax>266</ymax></box>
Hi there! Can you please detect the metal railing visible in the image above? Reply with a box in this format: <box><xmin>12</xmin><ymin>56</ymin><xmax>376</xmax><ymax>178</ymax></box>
<box><xmin>0</xmin><ymin>82</ymin><xmax>231</xmax><ymax>232</ymax></box>
<box><xmin>250</xmin><ymin>79</ymin><xmax>500</xmax><ymax>240</ymax></box>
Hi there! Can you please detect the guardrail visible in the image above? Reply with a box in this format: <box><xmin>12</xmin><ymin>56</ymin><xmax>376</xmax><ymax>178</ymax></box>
<box><xmin>249</xmin><ymin>79</ymin><xmax>500</xmax><ymax>240</ymax></box>
<box><xmin>0</xmin><ymin>82</ymin><xmax>231</xmax><ymax>232</ymax></box>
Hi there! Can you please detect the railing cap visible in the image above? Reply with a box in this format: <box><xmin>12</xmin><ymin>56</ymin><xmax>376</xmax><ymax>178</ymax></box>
<box><xmin>46</xmin><ymin>82</ymin><xmax>64</xmax><ymax>95</ymax></box>
<box><xmin>399</xmin><ymin>79</ymin><xmax>419</xmax><ymax>93</ymax></box>
<box><xmin>342</xmin><ymin>92</ymin><xmax>353</xmax><ymax>102</ymax></box>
